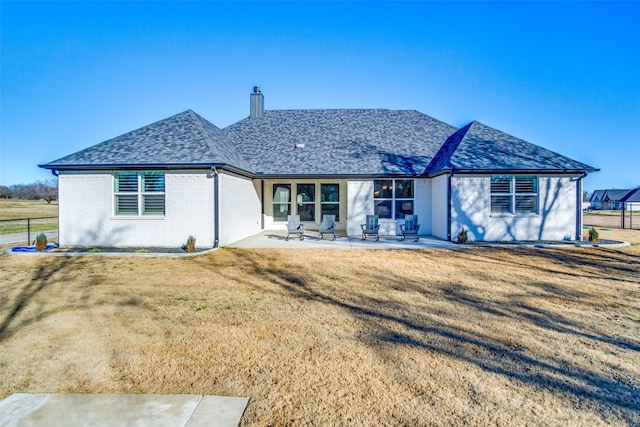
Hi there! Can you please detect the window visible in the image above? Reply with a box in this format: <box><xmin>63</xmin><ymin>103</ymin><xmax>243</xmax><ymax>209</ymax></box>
<box><xmin>297</xmin><ymin>184</ymin><xmax>315</xmax><ymax>222</ymax></box>
<box><xmin>273</xmin><ymin>183</ymin><xmax>340</xmax><ymax>222</ymax></box>
<box><xmin>114</xmin><ymin>171</ymin><xmax>165</xmax><ymax>216</ymax></box>
<box><xmin>490</xmin><ymin>175</ymin><xmax>538</xmax><ymax>214</ymax></box>
<box><xmin>321</xmin><ymin>184</ymin><xmax>340</xmax><ymax>221</ymax></box>
<box><xmin>374</xmin><ymin>179</ymin><xmax>414</xmax><ymax>219</ymax></box>
<box><xmin>273</xmin><ymin>184</ymin><xmax>291</xmax><ymax>221</ymax></box>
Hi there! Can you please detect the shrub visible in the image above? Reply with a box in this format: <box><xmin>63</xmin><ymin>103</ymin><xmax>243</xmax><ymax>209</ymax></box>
<box><xmin>588</xmin><ymin>227</ymin><xmax>599</xmax><ymax>243</ymax></box>
<box><xmin>185</xmin><ymin>235</ymin><xmax>196</xmax><ymax>253</ymax></box>
<box><xmin>35</xmin><ymin>232</ymin><xmax>48</xmax><ymax>251</ymax></box>
<box><xmin>457</xmin><ymin>228</ymin><xmax>468</xmax><ymax>244</ymax></box>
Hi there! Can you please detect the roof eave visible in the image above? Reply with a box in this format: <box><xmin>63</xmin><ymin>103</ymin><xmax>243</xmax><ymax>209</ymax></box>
<box><xmin>255</xmin><ymin>172</ymin><xmax>429</xmax><ymax>179</ymax></box>
<box><xmin>39</xmin><ymin>162</ymin><xmax>256</xmax><ymax>178</ymax></box>
<box><xmin>428</xmin><ymin>167</ymin><xmax>599</xmax><ymax>176</ymax></box>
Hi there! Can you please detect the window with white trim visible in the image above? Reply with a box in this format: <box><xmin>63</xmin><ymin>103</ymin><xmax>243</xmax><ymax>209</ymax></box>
<box><xmin>114</xmin><ymin>171</ymin><xmax>165</xmax><ymax>216</ymax></box>
<box><xmin>373</xmin><ymin>179</ymin><xmax>414</xmax><ymax>219</ymax></box>
<box><xmin>273</xmin><ymin>184</ymin><xmax>291</xmax><ymax>221</ymax></box>
<box><xmin>296</xmin><ymin>184</ymin><xmax>315</xmax><ymax>222</ymax></box>
<box><xmin>490</xmin><ymin>175</ymin><xmax>538</xmax><ymax>214</ymax></box>
<box><xmin>321</xmin><ymin>183</ymin><xmax>340</xmax><ymax>222</ymax></box>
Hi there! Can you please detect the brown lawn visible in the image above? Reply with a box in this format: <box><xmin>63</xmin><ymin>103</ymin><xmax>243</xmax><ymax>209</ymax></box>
<box><xmin>1</xmin><ymin>242</ymin><xmax>639</xmax><ymax>426</ymax></box>
<box><xmin>0</xmin><ymin>200</ymin><xmax>58</xmax><ymax>235</ymax></box>
<box><xmin>585</xmin><ymin>209</ymin><xmax>640</xmax><ymax>231</ymax></box>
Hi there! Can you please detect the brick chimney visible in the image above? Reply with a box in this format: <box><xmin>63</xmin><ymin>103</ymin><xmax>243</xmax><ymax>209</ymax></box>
<box><xmin>250</xmin><ymin>86</ymin><xmax>264</xmax><ymax>119</ymax></box>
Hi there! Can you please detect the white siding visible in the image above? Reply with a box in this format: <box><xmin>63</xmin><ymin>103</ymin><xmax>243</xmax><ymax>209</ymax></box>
<box><xmin>218</xmin><ymin>172</ymin><xmax>261</xmax><ymax>246</ymax></box>
<box><xmin>431</xmin><ymin>174</ymin><xmax>449</xmax><ymax>240</ymax></box>
<box><xmin>451</xmin><ymin>175</ymin><xmax>579</xmax><ymax>241</ymax></box>
<box><xmin>347</xmin><ymin>180</ymin><xmax>373</xmax><ymax>236</ymax></box>
<box><xmin>626</xmin><ymin>202</ymin><xmax>640</xmax><ymax>211</ymax></box>
<box><xmin>58</xmin><ymin>170</ymin><xmax>215</xmax><ymax>247</ymax></box>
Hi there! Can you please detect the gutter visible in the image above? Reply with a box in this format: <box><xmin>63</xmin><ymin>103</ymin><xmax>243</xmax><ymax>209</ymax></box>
<box><xmin>427</xmin><ymin>168</ymin><xmax>599</xmax><ymax>178</ymax></box>
<box><xmin>39</xmin><ymin>162</ymin><xmax>255</xmax><ymax>179</ymax></box>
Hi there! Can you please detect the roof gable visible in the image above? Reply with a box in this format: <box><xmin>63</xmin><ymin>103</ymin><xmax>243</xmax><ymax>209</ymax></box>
<box><xmin>429</xmin><ymin>121</ymin><xmax>596</xmax><ymax>172</ymax></box>
<box><xmin>41</xmin><ymin>110</ymin><xmax>251</xmax><ymax>171</ymax></box>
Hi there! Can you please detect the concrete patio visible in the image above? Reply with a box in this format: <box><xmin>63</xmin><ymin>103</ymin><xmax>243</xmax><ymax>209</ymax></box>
<box><xmin>0</xmin><ymin>393</ymin><xmax>249</xmax><ymax>427</ymax></box>
<box><xmin>226</xmin><ymin>230</ymin><xmax>459</xmax><ymax>249</ymax></box>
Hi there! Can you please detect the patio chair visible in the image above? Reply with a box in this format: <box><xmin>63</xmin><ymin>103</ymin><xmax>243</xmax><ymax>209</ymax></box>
<box><xmin>400</xmin><ymin>214</ymin><xmax>420</xmax><ymax>241</ymax></box>
<box><xmin>286</xmin><ymin>215</ymin><xmax>305</xmax><ymax>241</ymax></box>
<box><xmin>317</xmin><ymin>215</ymin><xmax>336</xmax><ymax>240</ymax></box>
<box><xmin>361</xmin><ymin>215</ymin><xmax>380</xmax><ymax>241</ymax></box>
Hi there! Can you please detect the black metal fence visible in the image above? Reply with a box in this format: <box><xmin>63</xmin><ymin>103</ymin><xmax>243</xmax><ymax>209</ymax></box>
<box><xmin>0</xmin><ymin>216</ymin><xmax>58</xmax><ymax>245</ymax></box>
<box><xmin>622</xmin><ymin>204</ymin><xmax>639</xmax><ymax>230</ymax></box>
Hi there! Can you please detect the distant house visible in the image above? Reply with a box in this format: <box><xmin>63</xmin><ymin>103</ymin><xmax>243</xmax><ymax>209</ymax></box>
<box><xmin>590</xmin><ymin>189</ymin><xmax>637</xmax><ymax>210</ymax></box>
<box><xmin>40</xmin><ymin>88</ymin><xmax>597</xmax><ymax>247</ymax></box>
<box><xmin>621</xmin><ymin>188</ymin><xmax>640</xmax><ymax>211</ymax></box>
<box><xmin>589</xmin><ymin>190</ymin><xmax>607</xmax><ymax>210</ymax></box>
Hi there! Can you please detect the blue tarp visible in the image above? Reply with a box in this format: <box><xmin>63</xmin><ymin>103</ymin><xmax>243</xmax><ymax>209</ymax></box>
<box><xmin>11</xmin><ymin>244</ymin><xmax>57</xmax><ymax>252</ymax></box>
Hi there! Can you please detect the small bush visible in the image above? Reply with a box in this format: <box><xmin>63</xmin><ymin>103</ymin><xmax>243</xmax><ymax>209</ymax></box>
<box><xmin>185</xmin><ymin>235</ymin><xmax>196</xmax><ymax>253</ymax></box>
<box><xmin>588</xmin><ymin>227</ymin><xmax>599</xmax><ymax>243</ymax></box>
<box><xmin>35</xmin><ymin>232</ymin><xmax>48</xmax><ymax>251</ymax></box>
<box><xmin>457</xmin><ymin>228</ymin><xmax>468</xmax><ymax>244</ymax></box>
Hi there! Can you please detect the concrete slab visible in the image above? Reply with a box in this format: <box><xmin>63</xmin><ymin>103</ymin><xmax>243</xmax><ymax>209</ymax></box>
<box><xmin>0</xmin><ymin>393</ymin><xmax>248</xmax><ymax>427</ymax></box>
<box><xmin>226</xmin><ymin>231</ymin><xmax>458</xmax><ymax>249</ymax></box>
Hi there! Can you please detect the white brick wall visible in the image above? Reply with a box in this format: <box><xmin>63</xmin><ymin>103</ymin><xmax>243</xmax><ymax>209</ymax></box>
<box><xmin>218</xmin><ymin>172</ymin><xmax>261</xmax><ymax>246</ymax></box>
<box><xmin>431</xmin><ymin>174</ymin><xmax>449</xmax><ymax>240</ymax></box>
<box><xmin>414</xmin><ymin>179</ymin><xmax>432</xmax><ymax>236</ymax></box>
<box><xmin>450</xmin><ymin>175</ymin><xmax>579</xmax><ymax>241</ymax></box>
<box><xmin>58</xmin><ymin>170</ymin><xmax>215</xmax><ymax>247</ymax></box>
<box><xmin>347</xmin><ymin>179</ymin><xmax>432</xmax><ymax>237</ymax></box>
<box><xmin>347</xmin><ymin>180</ymin><xmax>373</xmax><ymax>236</ymax></box>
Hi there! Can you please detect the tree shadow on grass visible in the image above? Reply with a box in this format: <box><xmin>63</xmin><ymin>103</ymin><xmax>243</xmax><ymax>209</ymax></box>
<box><xmin>0</xmin><ymin>258</ymin><xmax>81</xmax><ymax>342</ymax></box>
<box><xmin>0</xmin><ymin>257</ymin><xmax>142</xmax><ymax>343</ymax></box>
<box><xmin>219</xmin><ymin>249</ymin><xmax>640</xmax><ymax>424</ymax></box>
<box><xmin>461</xmin><ymin>247</ymin><xmax>640</xmax><ymax>284</ymax></box>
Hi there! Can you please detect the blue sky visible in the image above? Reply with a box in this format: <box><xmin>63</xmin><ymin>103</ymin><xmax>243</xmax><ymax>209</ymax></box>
<box><xmin>1</xmin><ymin>1</ymin><xmax>638</xmax><ymax>192</ymax></box>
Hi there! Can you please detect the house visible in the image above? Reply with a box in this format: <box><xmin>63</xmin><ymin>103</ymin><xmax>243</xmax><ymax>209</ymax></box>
<box><xmin>40</xmin><ymin>88</ymin><xmax>597</xmax><ymax>247</ymax></box>
<box><xmin>590</xmin><ymin>189</ymin><xmax>636</xmax><ymax>210</ymax></box>
<box><xmin>621</xmin><ymin>188</ymin><xmax>640</xmax><ymax>211</ymax></box>
<box><xmin>589</xmin><ymin>190</ymin><xmax>607</xmax><ymax>210</ymax></box>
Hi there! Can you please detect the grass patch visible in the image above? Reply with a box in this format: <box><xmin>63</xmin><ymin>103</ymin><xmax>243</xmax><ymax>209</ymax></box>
<box><xmin>0</xmin><ymin>247</ymin><xmax>639</xmax><ymax>425</ymax></box>
<box><xmin>0</xmin><ymin>200</ymin><xmax>58</xmax><ymax>235</ymax></box>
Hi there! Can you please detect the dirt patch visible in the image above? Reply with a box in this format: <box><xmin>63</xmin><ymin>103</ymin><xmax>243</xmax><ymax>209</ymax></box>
<box><xmin>1</xmin><ymin>247</ymin><xmax>639</xmax><ymax>426</ymax></box>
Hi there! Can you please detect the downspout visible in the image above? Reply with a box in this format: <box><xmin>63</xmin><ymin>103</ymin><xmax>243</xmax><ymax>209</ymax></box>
<box><xmin>51</xmin><ymin>169</ymin><xmax>60</xmax><ymax>245</ymax></box>
<box><xmin>261</xmin><ymin>179</ymin><xmax>265</xmax><ymax>229</ymax></box>
<box><xmin>575</xmin><ymin>172</ymin><xmax>587</xmax><ymax>241</ymax></box>
<box><xmin>447</xmin><ymin>172</ymin><xmax>453</xmax><ymax>241</ymax></box>
<box><xmin>212</xmin><ymin>166</ymin><xmax>220</xmax><ymax>248</ymax></box>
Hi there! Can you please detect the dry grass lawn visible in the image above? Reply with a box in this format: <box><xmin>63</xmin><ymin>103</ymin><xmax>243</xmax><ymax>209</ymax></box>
<box><xmin>1</xmin><ymin>245</ymin><xmax>639</xmax><ymax>425</ymax></box>
<box><xmin>585</xmin><ymin>210</ymin><xmax>640</xmax><ymax>231</ymax></box>
<box><xmin>0</xmin><ymin>200</ymin><xmax>58</xmax><ymax>235</ymax></box>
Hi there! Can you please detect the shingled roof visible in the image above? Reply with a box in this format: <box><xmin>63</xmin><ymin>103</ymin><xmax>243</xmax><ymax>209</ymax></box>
<box><xmin>41</xmin><ymin>110</ymin><xmax>252</xmax><ymax>172</ymax></box>
<box><xmin>604</xmin><ymin>189</ymin><xmax>635</xmax><ymax>202</ymax></box>
<box><xmin>223</xmin><ymin>109</ymin><xmax>457</xmax><ymax>176</ymax></box>
<box><xmin>427</xmin><ymin>121</ymin><xmax>596</xmax><ymax>173</ymax></box>
<box><xmin>41</xmin><ymin>107</ymin><xmax>597</xmax><ymax>177</ymax></box>
<box><xmin>621</xmin><ymin>188</ymin><xmax>640</xmax><ymax>203</ymax></box>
